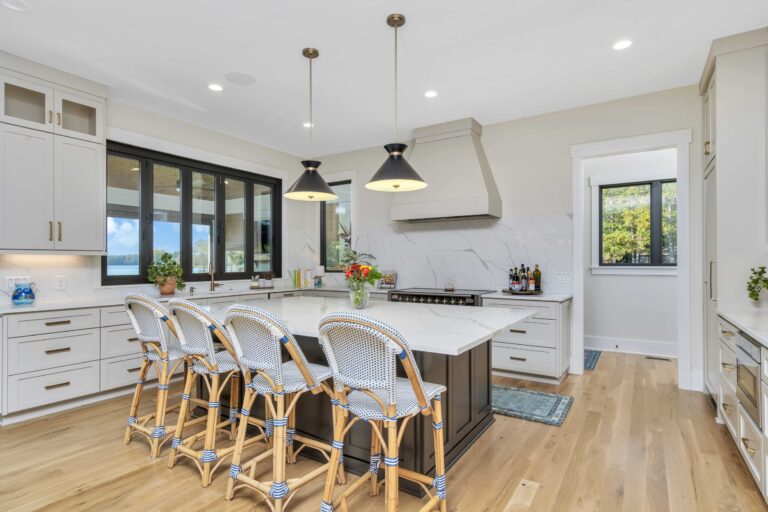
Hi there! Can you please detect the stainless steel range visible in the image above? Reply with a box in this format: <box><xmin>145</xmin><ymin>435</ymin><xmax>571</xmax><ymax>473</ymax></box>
<box><xmin>388</xmin><ymin>288</ymin><xmax>493</xmax><ymax>307</ymax></box>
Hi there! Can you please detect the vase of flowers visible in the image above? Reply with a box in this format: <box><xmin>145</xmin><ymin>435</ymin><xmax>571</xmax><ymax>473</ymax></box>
<box><xmin>147</xmin><ymin>253</ymin><xmax>186</xmax><ymax>296</ymax></box>
<box><xmin>343</xmin><ymin>249</ymin><xmax>382</xmax><ymax>309</ymax></box>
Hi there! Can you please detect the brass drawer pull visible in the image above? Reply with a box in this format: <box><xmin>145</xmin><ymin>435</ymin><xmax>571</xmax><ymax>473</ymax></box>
<box><xmin>48</xmin><ymin>110</ymin><xmax>53</xmax><ymax>123</ymax></box>
<box><xmin>509</xmin><ymin>329</ymin><xmax>527</xmax><ymax>334</ymax></box>
<box><xmin>722</xmin><ymin>403</ymin><xmax>732</xmax><ymax>412</ymax></box>
<box><xmin>127</xmin><ymin>337</ymin><xmax>139</xmax><ymax>342</ymax></box>
<box><xmin>57</xmin><ymin>221</ymin><xmax>62</xmax><ymax>242</ymax></box>
<box><xmin>127</xmin><ymin>367</ymin><xmax>142</xmax><ymax>373</ymax></box>
<box><xmin>704</xmin><ymin>141</ymin><xmax>711</xmax><ymax>155</ymax></box>
<box><xmin>721</xmin><ymin>330</ymin><xmax>735</xmax><ymax>337</ymax></box>
<box><xmin>56</xmin><ymin>111</ymin><xmax>62</xmax><ymax>126</ymax></box>
<box><xmin>45</xmin><ymin>347</ymin><xmax>71</xmax><ymax>355</ymax></box>
<box><xmin>721</xmin><ymin>362</ymin><xmax>735</xmax><ymax>372</ymax></box>
<box><xmin>49</xmin><ymin>221</ymin><xmax>53</xmax><ymax>241</ymax></box>
<box><xmin>509</xmin><ymin>356</ymin><xmax>527</xmax><ymax>362</ymax></box>
<box><xmin>45</xmin><ymin>381</ymin><xmax>70</xmax><ymax>391</ymax></box>
<box><xmin>741</xmin><ymin>437</ymin><xmax>757</xmax><ymax>456</ymax></box>
<box><xmin>44</xmin><ymin>320</ymin><xmax>71</xmax><ymax>327</ymax></box>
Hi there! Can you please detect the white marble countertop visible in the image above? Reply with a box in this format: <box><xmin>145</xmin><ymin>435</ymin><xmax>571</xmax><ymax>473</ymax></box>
<box><xmin>718</xmin><ymin>307</ymin><xmax>768</xmax><ymax>347</ymax></box>
<box><xmin>481</xmin><ymin>291</ymin><xmax>573</xmax><ymax>302</ymax></box>
<box><xmin>204</xmin><ymin>296</ymin><xmax>535</xmax><ymax>356</ymax></box>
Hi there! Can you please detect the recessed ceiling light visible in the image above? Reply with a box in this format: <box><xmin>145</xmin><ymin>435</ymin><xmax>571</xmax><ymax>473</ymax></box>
<box><xmin>424</xmin><ymin>90</ymin><xmax>438</xmax><ymax>98</ymax></box>
<box><xmin>225</xmin><ymin>72</ymin><xmax>257</xmax><ymax>86</ymax></box>
<box><xmin>208</xmin><ymin>83</ymin><xmax>223</xmax><ymax>92</ymax></box>
<box><xmin>303</xmin><ymin>122</ymin><xmax>314</xmax><ymax>128</ymax></box>
<box><xmin>1</xmin><ymin>0</ymin><xmax>30</xmax><ymax>12</ymax></box>
<box><xmin>612</xmin><ymin>39</ymin><xmax>633</xmax><ymax>50</ymax></box>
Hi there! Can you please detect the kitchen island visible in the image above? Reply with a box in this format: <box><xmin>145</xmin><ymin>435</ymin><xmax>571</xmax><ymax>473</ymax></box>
<box><xmin>204</xmin><ymin>296</ymin><xmax>535</xmax><ymax>494</ymax></box>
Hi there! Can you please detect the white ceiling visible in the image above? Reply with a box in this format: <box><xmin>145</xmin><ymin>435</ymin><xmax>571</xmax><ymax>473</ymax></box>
<box><xmin>1</xmin><ymin>1</ymin><xmax>766</xmax><ymax>157</ymax></box>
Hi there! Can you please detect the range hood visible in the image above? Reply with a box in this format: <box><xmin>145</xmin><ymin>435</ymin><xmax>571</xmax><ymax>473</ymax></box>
<box><xmin>390</xmin><ymin>117</ymin><xmax>502</xmax><ymax>222</ymax></box>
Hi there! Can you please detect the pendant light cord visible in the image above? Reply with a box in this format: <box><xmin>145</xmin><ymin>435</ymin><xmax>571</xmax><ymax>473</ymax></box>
<box><xmin>309</xmin><ymin>54</ymin><xmax>314</xmax><ymax>159</ymax></box>
<box><xmin>394</xmin><ymin>24</ymin><xmax>398</xmax><ymax>144</ymax></box>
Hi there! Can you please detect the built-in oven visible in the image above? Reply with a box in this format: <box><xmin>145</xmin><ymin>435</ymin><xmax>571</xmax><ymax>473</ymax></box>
<box><xmin>736</xmin><ymin>332</ymin><xmax>762</xmax><ymax>429</ymax></box>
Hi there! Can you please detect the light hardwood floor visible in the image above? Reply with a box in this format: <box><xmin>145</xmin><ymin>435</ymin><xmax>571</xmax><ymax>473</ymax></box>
<box><xmin>1</xmin><ymin>353</ymin><xmax>766</xmax><ymax>511</ymax></box>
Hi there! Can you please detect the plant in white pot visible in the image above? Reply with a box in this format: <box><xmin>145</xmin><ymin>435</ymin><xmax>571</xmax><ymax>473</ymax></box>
<box><xmin>147</xmin><ymin>253</ymin><xmax>186</xmax><ymax>296</ymax></box>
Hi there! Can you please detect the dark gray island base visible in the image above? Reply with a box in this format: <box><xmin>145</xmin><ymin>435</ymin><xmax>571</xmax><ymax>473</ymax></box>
<box><xmin>208</xmin><ymin>336</ymin><xmax>493</xmax><ymax>496</ymax></box>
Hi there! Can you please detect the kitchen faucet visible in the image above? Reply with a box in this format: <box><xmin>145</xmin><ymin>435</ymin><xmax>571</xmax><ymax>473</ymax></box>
<box><xmin>209</xmin><ymin>263</ymin><xmax>221</xmax><ymax>292</ymax></box>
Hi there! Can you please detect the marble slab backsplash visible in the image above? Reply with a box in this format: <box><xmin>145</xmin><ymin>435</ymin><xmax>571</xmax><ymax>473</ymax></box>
<box><xmin>323</xmin><ymin>214</ymin><xmax>573</xmax><ymax>294</ymax></box>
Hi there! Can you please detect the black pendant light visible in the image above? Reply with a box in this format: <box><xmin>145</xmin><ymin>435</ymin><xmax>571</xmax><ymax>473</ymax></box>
<box><xmin>285</xmin><ymin>48</ymin><xmax>337</xmax><ymax>202</ymax></box>
<box><xmin>366</xmin><ymin>13</ymin><xmax>427</xmax><ymax>193</ymax></box>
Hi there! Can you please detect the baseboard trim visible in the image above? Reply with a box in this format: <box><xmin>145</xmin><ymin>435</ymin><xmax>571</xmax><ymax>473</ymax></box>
<box><xmin>585</xmin><ymin>335</ymin><xmax>677</xmax><ymax>359</ymax></box>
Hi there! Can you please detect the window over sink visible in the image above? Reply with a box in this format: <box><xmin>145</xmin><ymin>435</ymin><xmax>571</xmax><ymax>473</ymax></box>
<box><xmin>320</xmin><ymin>180</ymin><xmax>351</xmax><ymax>272</ymax></box>
<box><xmin>103</xmin><ymin>142</ymin><xmax>282</xmax><ymax>285</ymax></box>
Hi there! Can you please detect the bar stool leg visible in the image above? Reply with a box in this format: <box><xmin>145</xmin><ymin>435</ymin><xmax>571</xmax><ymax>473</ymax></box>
<box><xmin>369</xmin><ymin>420</ymin><xmax>382</xmax><ymax>496</ymax></box>
<box><xmin>272</xmin><ymin>391</ymin><xmax>287</xmax><ymax>512</ymax></box>
<box><xmin>432</xmin><ymin>397</ymin><xmax>447</xmax><ymax>512</ymax></box>
<box><xmin>168</xmin><ymin>367</ymin><xmax>196</xmax><ymax>468</ymax></box>
<box><xmin>225</xmin><ymin>386</ymin><xmax>258</xmax><ymax>500</ymax></box>
<box><xmin>321</xmin><ymin>399</ymin><xmax>348</xmax><ymax>511</ymax></box>
<box><xmin>201</xmin><ymin>373</ymin><xmax>221</xmax><ymax>487</ymax></box>
<box><xmin>286</xmin><ymin>393</ymin><xmax>296</xmax><ymax>464</ymax></box>
<box><xmin>150</xmin><ymin>356</ymin><xmax>170</xmax><ymax>458</ymax></box>
<box><xmin>229</xmin><ymin>372</ymin><xmax>240</xmax><ymax>440</ymax></box>
<box><xmin>384</xmin><ymin>407</ymin><xmax>399</xmax><ymax>512</ymax></box>
<box><xmin>124</xmin><ymin>358</ymin><xmax>151</xmax><ymax>445</ymax></box>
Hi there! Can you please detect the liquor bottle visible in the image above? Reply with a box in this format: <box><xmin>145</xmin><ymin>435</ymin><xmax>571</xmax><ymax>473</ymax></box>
<box><xmin>528</xmin><ymin>270</ymin><xmax>535</xmax><ymax>291</ymax></box>
<box><xmin>534</xmin><ymin>264</ymin><xmax>542</xmax><ymax>291</ymax></box>
<box><xmin>508</xmin><ymin>269</ymin><xmax>515</xmax><ymax>289</ymax></box>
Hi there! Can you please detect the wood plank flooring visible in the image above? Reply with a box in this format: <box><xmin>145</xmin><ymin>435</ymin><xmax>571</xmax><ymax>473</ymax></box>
<box><xmin>1</xmin><ymin>353</ymin><xmax>765</xmax><ymax>511</ymax></box>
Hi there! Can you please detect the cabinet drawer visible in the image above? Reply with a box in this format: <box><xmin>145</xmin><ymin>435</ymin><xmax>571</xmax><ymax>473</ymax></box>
<box><xmin>6</xmin><ymin>362</ymin><xmax>100</xmax><ymax>412</ymax></box>
<box><xmin>738</xmin><ymin>404</ymin><xmax>764</xmax><ymax>488</ymax></box>
<box><xmin>100</xmin><ymin>305</ymin><xmax>131</xmax><ymax>327</ymax></box>
<box><xmin>720</xmin><ymin>379</ymin><xmax>738</xmax><ymax>440</ymax></box>
<box><xmin>101</xmin><ymin>325</ymin><xmax>142</xmax><ymax>359</ymax></box>
<box><xmin>718</xmin><ymin>317</ymin><xmax>738</xmax><ymax>352</ymax></box>
<box><xmin>7</xmin><ymin>308</ymin><xmax>100</xmax><ymax>338</ymax></box>
<box><xmin>719</xmin><ymin>341</ymin><xmax>737</xmax><ymax>391</ymax></box>
<box><xmin>482</xmin><ymin>299</ymin><xmax>557</xmax><ymax>320</ymax></box>
<box><xmin>100</xmin><ymin>354</ymin><xmax>183</xmax><ymax>391</ymax></box>
<box><xmin>494</xmin><ymin>319</ymin><xmax>556</xmax><ymax>348</ymax></box>
<box><xmin>8</xmin><ymin>328</ymin><xmax>100</xmax><ymax>375</ymax></box>
<box><xmin>492</xmin><ymin>343</ymin><xmax>557</xmax><ymax>377</ymax></box>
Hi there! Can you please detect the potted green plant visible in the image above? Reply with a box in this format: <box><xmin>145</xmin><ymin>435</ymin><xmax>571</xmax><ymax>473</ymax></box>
<box><xmin>747</xmin><ymin>266</ymin><xmax>768</xmax><ymax>302</ymax></box>
<box><xmin>147</xmin><ymin>253</ymin><xmax>186</xmax><ymax>296</ymax></box>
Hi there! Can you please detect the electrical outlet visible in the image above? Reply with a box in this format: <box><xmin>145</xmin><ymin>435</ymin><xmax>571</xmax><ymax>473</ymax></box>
<box><xmin>555</xmin><ymin>272</ymin><xmax>572</xmax><ymax>282</ymax></box>
<box><xmin>55</xmin><ymin>275</ymin><xmax>67</xmax><ymax>290</ymax></box>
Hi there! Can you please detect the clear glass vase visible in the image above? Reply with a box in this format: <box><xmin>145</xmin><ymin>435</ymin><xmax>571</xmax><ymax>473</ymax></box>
<box><xmin>349</xmin><ymin>283</ymin><xmax>370</xmax><ymax>309</ymax></box>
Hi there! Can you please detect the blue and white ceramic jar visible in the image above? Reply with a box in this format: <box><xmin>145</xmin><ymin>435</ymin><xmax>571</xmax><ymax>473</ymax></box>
<box><xmin>12</xmin><ymin>282</ymin><xmax>36</xmax><ymax>305</ymax></box>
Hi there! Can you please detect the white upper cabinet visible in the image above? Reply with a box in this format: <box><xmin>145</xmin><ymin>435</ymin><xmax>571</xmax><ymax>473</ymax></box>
<box><xmin>53</xmin><ymin>90</ymin><xmax>104</xmax><ymax>143</ymax></box>
<box><xmin>0</xmin><ymin>123</ymin><xmax>55</xmax><ymax>250</ymax></box>
<box><xmin>0</xmin><ymin>74</ymin><xmax>54</xmax><ymax>132</ymax></box>
<box><xmin>53</xmin><ymin>136</ymin><xmax>105</xmax><ymax>251</ymax></box>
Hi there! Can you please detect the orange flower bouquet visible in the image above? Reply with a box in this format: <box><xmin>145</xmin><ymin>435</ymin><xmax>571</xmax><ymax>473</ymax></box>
<box><xmin>345</xmin><ymin>263</ymin><xmax>382</xmax><ymax>309</ymax></box>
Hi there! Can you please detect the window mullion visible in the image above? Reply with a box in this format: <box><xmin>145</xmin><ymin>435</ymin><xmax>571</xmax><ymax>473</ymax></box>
<box><xmin>650</xmin><ymin>180</ymin><xmax>662</xmax><ymax>266</ymax></box>
<box><xmin>245</xmin><ymin>181</ymin><xmax>254</xmax><ymax>277</ymax></box>
<box><xmin>140</xmin><ymin>158</ymin><xmax>153</xmax><ymax>280</ymax></box>
<box><xmin>215</xmin><ymin>175</ymin><xmax>225</xmax><ymax>277</ymax></box>
<box><xmin>180</xmin><ymin>168</ymin><xmax>192</xmax><ymax>280</ymax></box>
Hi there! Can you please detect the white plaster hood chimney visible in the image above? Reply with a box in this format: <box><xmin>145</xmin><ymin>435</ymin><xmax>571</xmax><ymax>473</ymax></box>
<box><xmin>390</xmin><ymin>117</ymin><xmax>502</xmax><ymax>221</ymax></box>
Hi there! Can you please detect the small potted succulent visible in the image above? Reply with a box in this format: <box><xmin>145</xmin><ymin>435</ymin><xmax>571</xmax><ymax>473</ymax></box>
<box><xmin>747</xmin><ymin>266</ymin><xmax>768</xmax><ymax>303</ymax></box>
<box><xmin>147</xmin><ymin>253</ymin><xmax>186</xmax><ymax>296</ymax></box>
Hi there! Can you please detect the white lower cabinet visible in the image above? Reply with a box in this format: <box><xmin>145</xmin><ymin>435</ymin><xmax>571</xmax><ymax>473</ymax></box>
<box><xmin>492</xmin><ymin>342</ymin><xmax>557</xmax><ymax>376</ymax></box>
<box><xmin>6</xmin><ymin>362</ymin><xmax>100</xmax><ymax>413</ymax></box>
<box><xmin>719</xmin><ymin>378</ymin><xmax>738</xmax><ymax>439</ymax></box>
<box><xmin>738</xmin><ymin>403</ymin><xmax>764</xmax><ymax>488</ymax></box>
<box><xmin>100</xmin><ymin>324</ymin><xmax>141</xmax><ymax>359</ymax></box>
<box><xmin>8</xmin><ymin>328</ymin><xmax>100</xmax><ymax>375</ymax></box>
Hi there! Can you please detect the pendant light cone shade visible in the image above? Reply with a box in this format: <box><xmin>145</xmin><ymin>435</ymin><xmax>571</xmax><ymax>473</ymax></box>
<box><xmin>367</xmin><ymin>13</ymin><xmax>427</xmax><ymax>193</ymax></box>
<box><xmin>284</xmin><ymin>48</ymin><xmax>337</xmax><ymax>202</ymax></box>
<box><xmin>365</xmin><ymin>143</ymin><xmax>427</xmax><ymax>191</ymax></box>
<box><xmin>284</xmin><ymin>160</ymin><xmax>337</xmax><ymax>201</ymax></box>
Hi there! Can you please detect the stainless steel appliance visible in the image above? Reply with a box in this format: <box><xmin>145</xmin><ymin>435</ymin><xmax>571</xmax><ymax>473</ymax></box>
<box><xmin>388</xmin><ymin>288</ymin><xmax>493</xmax><ymax>307</ymax></box>
<box><xmin>736</xmin><ymin>332</ymin><xmax>762</xmax><ymax>429</ymax></box>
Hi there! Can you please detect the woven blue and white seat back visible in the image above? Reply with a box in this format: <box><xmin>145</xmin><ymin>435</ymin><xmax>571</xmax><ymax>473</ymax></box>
<box><xmin>167</xmin><ymin>299</ymin><xmax>224</xmax><ymax>363</ymax></box>
<box><xmin>319</xmin><ymin>312</ymin><xmax>427</xmax><ymax>405</ymax></box>
<box><xmin>125</xmin><ymin>294</ymin><xmax>171</xmax><ymax>353</ymax></box>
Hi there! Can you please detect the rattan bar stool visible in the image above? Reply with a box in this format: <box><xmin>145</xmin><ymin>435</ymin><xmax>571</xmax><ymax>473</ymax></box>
<box><xmin>166</xmin><ymin>299</ymin><xmax>260</xmax><ymax>487</ymax></box>
<box><xmin>223</xmin><ymin>305</ymin><xmax>345</xmax><ymax>512</ymax></box>
<box><xmin>123</xmin><ymin>294</ymin><xmax>190</xmax><ymax>458</ymax></box>
<box><xmin>318</xmin><ymin>312</ymin><xmax>448</xmax><ymax>512</ymax></box>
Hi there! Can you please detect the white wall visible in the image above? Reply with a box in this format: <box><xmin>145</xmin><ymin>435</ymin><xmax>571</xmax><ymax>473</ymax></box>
<box><xmin>317</xmin><ymin>86</ymin><xmax>701</xmax><ymax>294</ymax></box>
<box><xmin>583</xmin><ymin>149</ymin><xmax>679</xmax><ymax>357</ymax></box>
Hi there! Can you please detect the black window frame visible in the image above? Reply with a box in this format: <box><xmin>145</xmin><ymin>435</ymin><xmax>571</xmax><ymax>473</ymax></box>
<box><xmin>319</xmin><ymin>180</ymin><xmax>352</xmax><ymax>273</ymax></box>
<box><xmin>598</xmin><ymin>178</ymin><xmax>677</xmax><ymax>267</ymax></box>
<box><xmin>102</xmin><ymin>141</ymin><xmax>282</xmax><ymax>285</ymax></box>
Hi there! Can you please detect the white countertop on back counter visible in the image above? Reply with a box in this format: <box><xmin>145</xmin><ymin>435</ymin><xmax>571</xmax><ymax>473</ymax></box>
<box><xmin>481</xmin><ymin>291</ymin><xmax>573</xmax><ymax>302</ymax></box>
<box><xmin>205</xmin><ymin>296</ymin><xmax>535</xmax><ymax>356</ymax></box>
<box><xmin>718</xmin><ymin>307</ymin><xmax>768</xmax><ymax>347</ymax></box>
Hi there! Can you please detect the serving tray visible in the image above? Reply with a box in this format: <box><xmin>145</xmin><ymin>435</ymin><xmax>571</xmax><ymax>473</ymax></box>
<box><xmin>501</xmin><ymin>289</ymin><xmax>543</xmax><ymax>295</ymax></box>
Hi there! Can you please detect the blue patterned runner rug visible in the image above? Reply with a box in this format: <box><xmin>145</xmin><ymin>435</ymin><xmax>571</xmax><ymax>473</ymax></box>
<box><xmin>491</xmin><ymin>385</ymin><xmax>573</xmax><ymax>426</ymax></box>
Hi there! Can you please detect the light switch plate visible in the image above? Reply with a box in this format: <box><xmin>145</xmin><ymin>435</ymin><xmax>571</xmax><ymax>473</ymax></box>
<box><xmin>55</xmin><ymin>275</ymin><xmax>67</xmax><ymax>290</ymax></box>
<box><xmin>555</xmin><ymin>272</ymin><xmax>572</xmax><ymax>282</ymax></box>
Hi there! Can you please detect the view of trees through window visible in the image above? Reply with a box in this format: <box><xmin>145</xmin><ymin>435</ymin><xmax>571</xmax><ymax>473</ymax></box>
<box><xmin>321</xmin><ymin>181</ymin><xmax>352</xmax><ymax>272</ymax></box>
<box><xmin>600</xmin><ymin>179</ymin><xmax>677</xmax><ymax>266</ymax></box>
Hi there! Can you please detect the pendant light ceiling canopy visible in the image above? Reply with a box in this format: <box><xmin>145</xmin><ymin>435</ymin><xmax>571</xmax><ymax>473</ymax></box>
<box><xmin>284</xmin><ymin>47</ymin><xmax>337</xmax><ymax>202</ymax></box>
<box><xmin>366</xmin><ymin>13</ymin><xmax>428</xmax><ymax>193</ymax></box>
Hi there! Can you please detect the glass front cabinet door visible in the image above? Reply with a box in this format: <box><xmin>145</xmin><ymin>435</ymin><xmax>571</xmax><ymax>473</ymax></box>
<box><xmin>0</xmin><ymin>74</ymin><xmax>54</xmax><ymax>132</ymax></box>
<box><xmin>53</xmin><ymin>90</ymin><xmax>104</xmax><ymax>143</ymax></box>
